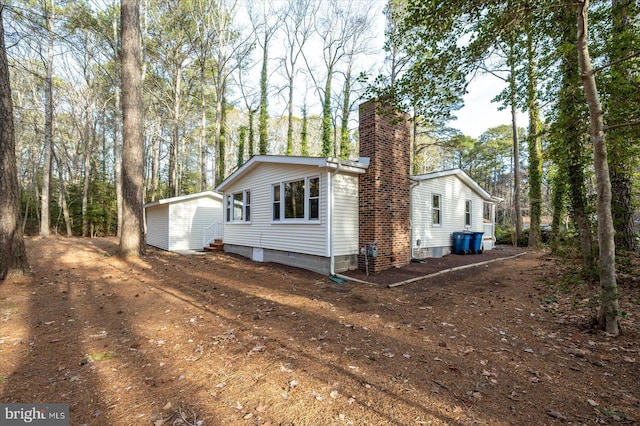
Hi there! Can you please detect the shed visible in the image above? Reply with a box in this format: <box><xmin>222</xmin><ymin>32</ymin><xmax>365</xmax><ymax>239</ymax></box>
<box><xmin>144</xmin><ymin>191</ymin><xmax>223</xmax><ymax>251</ymax></box>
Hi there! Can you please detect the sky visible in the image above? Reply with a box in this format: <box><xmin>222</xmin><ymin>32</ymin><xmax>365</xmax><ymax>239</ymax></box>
<box><xmin>455</xmin><ymin>74</ymin><xmax>517</xmax><ymax>138</ymax></box>
<box><xmin>366</xmin><ymin>4</ymin><xmax>519</xmax><ymax>139</ymax></box>
<box><xmin>240</xmin><ymin>0</ymin><xmax>518</xmax><ymax>141</ymax></box>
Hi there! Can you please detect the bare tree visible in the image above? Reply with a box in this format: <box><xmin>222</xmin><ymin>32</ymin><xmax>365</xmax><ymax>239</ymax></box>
<box><xmin>39</xmin><ymin>0</ymin><xmax>55</xmax><ymax>237</ymax></box>
<box><xmin>119</xmin><ymin>0</ymin><xmax>145</xmax><ymax>257</ymax></box>
<box><xmin>338</xmin><ymin>7</ymin><xmax>376</xmax><ymax>159</ymax></box>
<box><xmin>248</xmin><ymin>0</ymin><xmax>281</xmax><ymax>157</ymax></box>
<box><xmin>279</xmin><ymin>0</ymin><xmax>317</xmax><ymax>156</ymax></box>
<box><xmin>303</xmin><ymin>0</ymin><xmax>362</xmax><ymax>156</ymax></box>
<box><xmin>191</xmin><ymin>0</ymin><xmax>217</xmax><ymax>191</ymax></box>
<box><xmin>211</xmin><ymin>0</ymin><xmax>253</xmax><ymax>183</ymax></box>
<box><xmin>0</xmin><ymin>5</ymin><xmax>29</xmax><ymax>279</ymax></box>
<box><xmin>146</xmin><ymin>1</ymin><xmax>198</xmax><ymax>197</ymax></box>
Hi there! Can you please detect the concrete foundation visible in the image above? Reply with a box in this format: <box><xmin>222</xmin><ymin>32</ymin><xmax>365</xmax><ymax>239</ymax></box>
<box><xmin>224</xmin><ymin>244</ymin><xmax>358</xmax><ymax>276</ymax></box>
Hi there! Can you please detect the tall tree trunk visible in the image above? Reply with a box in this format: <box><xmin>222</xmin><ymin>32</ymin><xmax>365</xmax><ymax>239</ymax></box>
<box><xmin>258</xmin><ymin>30</ymin><xmax>269</xmax><ymax>156</ymax></box>
<box><xmin>286</xmin><ymin>70</ymin><xmax>295</xmax><ymax>156</ymax></box>
<box><xmin>554</xmin><ymin>3</ymin><xmax>596</xmax><ymax>277</ymax></box>
<box><xmin>150</xmin><ymin>129</ymin><xmax>159</xmax><ymax>202</ymax></box>
<box><xmin>40</xmin><ymin>0</ymin><xmax>55</xmax><ymax>238</ymax></box>
<box><xmin>248</xmin><ymin>108</ymin><xmax>255</xmax><ymax>158</ymax></box>
<box><xmin>411</xmin><ymin>108</ymin><xmax>418</xmax><ymax>175</ymax></box>
<box><xmin>577</xmin><ymin>0</ymin><xmax>619</xmax><ymax>335</ymax></box>
<box><xmin>55</xmin><ymin>153</ymin><xmax>72</xmax><ymax>237</ymax></box>
<box><xmin>509</xmin><ymin>43</ymin><xmax>523</xmax><ymax>245</ymax></box>
<box><xmin>526</xmin><ymin>28</ymin><xmax>542</xmax><ymax>247</ymax></box>
<box><xmin>237</xmin><ymin>126</ymin><xmax>246</xmax><ymax>169</ymax></box>
<box><xmin>200</xmin><ymin>65</ymin><xmax>207</xmax><ymax>191</ymax></box>
<box><xmin>81</xmin><ymin>122</ymin><xmax>93</xmax><ymax>237</ymax></box>
<box><xmin>300</xmin><ymin>105</ymin><xmax>308</xmax><ymax>156</ymax></box>
<box><xmin>339</xmin><ymin>62</ymin><xmax>352</xmax><ymax>160</ymax></box>
<box><xmin>119</xmin><ymin>0</ymin><xmax>145</xmax><ymax>257</ymax></box>
<box><xmin>608</xmin><ymin>0</ymin><xmax>638</xmax><ymax>251</ymax></box>
<box><xmin>550</xmin><ymin>170</ymin><xmax>566</xmax><ymax>254</ymax></box>
<box><xmin>0</xmin><ymin>6</ymin><xmax>29</xmax><ymax>280</ymax></box>
<box><xmin>213</xmin><ymin>53</ymin><xmax>226</xmax><ymax>186</ymax></box>
<box><xmin>218</xmin><ymin>91</ymin><xmax>226</xmax><ymax>183</ymax></box>
<box><xmin>169</xmin><ymin>66</ymin><xmax>183</xmax><ymax>197</ymax></box>
<box><xmin>321</xmin><ymin>68</ymin><xmax>333</xmax><ymax>157</ymax></box>
<box><xmin>113</xmin><ymin>0</ymin><xmax>123</xmax><ymax>237</ymax></box>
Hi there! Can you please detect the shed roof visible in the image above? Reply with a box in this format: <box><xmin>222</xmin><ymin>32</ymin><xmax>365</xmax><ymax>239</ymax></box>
<box><xmin>143</xmin><ymin>190</ymin><xmax>223</xmax><ymax>209</ymax></box>
<box><xmin>215</xmin><ymin>155</ymin><xmax>370</xmax><ymax>192</ymax></box>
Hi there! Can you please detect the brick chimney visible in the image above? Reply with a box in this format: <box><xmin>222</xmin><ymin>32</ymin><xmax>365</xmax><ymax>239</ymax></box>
<box><xmin>358</xmin><ymin>98</ymin><xmax>411</xmax><ymax>274</ymax></box>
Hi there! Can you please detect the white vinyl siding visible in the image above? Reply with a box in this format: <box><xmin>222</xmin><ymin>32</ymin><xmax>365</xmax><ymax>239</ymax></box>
<box><xmin>412</xmin><ymin>174</ymin><xmax>487</xmax><ymax>250</ymax></box>
<box><xmin>145</xmin><ymin>204</ymin><xmax>169</xmax><ymax>250</ymax></box>
<box><xmin>222</xmin><ymin>164</ymin><xmax>328</xmax><ymax>257</ymax></box>
<box><xmin>168</xmin><ymin>197</ymin><xmax>223</xmax><ymax>250</ymax></box>
<box><xmin>331</xmin><ymin>173</ymin><xmax>360</xmax><ymax>256</ymax></box>
<box><xmin>145</xmin><ymin>192</ymin><xmax>223</xmax><ymax>251</ymax></box>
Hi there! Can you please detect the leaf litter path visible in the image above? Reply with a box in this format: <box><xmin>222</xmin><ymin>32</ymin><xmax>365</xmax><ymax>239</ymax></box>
<box><xmin>0</xmin><ymin>237</ymin><xmax>638</xmax><ymax>425</ymax></box>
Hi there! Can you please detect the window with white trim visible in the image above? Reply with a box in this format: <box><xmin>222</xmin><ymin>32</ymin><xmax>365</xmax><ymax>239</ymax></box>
<box><xmin>432</xmin><ymin>194</ymin><xmax>441</xmax><ymax>226</ymax></box>
<box><xmin>226</xmin><ymin>190</ymin><xmax>250</xmax><ymax>223</ymax></box>
<box><xmin>272</xmin><ymin>176</ymin><xmax>320</xmax><ymax>222</ymax></box>
<box><xmin>483</xmin><ymin>202</ymin><xmax>492</xmax><ymax>223</ymax></box>
<box><xmin>272</xmin><ymin>185</ymin><xmax>281</xmax><ymax>221</ymax></box>
<box><xmin>465</xmin><ymin>200</ymin><xmax>472</xmax><ymax>227</ymax></box>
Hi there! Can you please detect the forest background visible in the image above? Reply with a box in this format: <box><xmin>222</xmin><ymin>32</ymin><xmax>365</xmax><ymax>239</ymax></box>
<box><xmin>1</xmin><ymin>0</ymin><xmax>638</xmax><ymax>259</ymax></box>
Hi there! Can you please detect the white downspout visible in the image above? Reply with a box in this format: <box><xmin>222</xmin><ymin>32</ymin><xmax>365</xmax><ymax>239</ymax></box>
<box><xmin>492</xmin><ymin>202</ymin><xmax>496</xmax><ymax>245</ymax></box>
<box><xmin>327</xmin><ymin>169</ymin><xmax>335</xmax><ymax>275</ymax></box>
<box><xmin>409</xmin><ymin>179</ymin><xmax>419</xmax><ymax>259</ymax></box>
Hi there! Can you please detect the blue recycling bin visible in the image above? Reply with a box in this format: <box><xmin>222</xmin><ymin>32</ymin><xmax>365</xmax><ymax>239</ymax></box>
<box><xmin>470</xmin><ymin>231</ymin><xmax>484</xmax><ymax>254</ymax></box>
<box><xmin>452</xmin><ymin>232</ymin><xmax>471</xmax><ymax>255</ymax></box>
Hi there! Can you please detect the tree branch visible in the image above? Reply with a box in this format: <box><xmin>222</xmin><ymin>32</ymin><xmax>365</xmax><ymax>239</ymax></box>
<box><xmin>593</xmin><ymin>51</ymin><xmax>640</xmax><ymax>74</ymax></box>
<box><xmin>604</xmin><ymin>119</ymin><xmax>640</xmax><ymax>132</ymax></box>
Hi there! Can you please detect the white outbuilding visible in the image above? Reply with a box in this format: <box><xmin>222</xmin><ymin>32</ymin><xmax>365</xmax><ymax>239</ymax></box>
<box><xmin>144</xmin><ymin>191</ymin><xmax>223</xmax><ymax>251</ymax></box>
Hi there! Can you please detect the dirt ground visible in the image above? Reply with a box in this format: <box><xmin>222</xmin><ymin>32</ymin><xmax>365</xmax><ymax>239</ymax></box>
<box><xmin>1</xmin><ymin>237</ymin><xmax>638</xmax><ymax>426</ymax></box>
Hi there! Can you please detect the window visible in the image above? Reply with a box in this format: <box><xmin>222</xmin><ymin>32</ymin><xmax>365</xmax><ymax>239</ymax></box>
<box><xmin>465</xmin><ymin>200</ymin><xmax>472</xmax><ymax>227</ymax></box>
<box><xmin>483</xmin><ymin>202</ymin><xmax>492</xmax><ymax>223</ymax></box>
<box><xmin>233</xmin><ymin>192</ymin><xmax>244</xmax><ymax>221</ymax></box>
<box><xmin>226</xmin><ymin>190</ymin><xmax>250</xmax><ymax>223</ymax></box>
<box><xmin>285</xmin><ymin>180</ymin><xmax>305</xmax><ymax>219</ymax></box>
<box><xmin>432</xmin><ymin>194</ymin><xmax>441</xmax><ymax>226</ymax></box>
<box><xmin>273</xmin><ymin>185</ymin><xmax>281</xmax><ymax>220</ymax></box>
<box><xmin>308</xmin><ymin>177</ymin><xmax>319</xmax><ymax>220</ymax></box>
<box><xmin>245</xmin><ymin>191</ymin><xmax>251</xmax><ymax>221</ymax></box>
<box><xmin>273</xmin><ymin>176</ymin><xmax>320</xmax><ymax>222</ymax></box>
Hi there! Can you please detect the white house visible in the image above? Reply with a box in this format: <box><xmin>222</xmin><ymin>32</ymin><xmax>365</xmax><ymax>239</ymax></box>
<box><xmin>214</xmin><ymin>99</ymin><xmax>498</xmax><ymax>276</ymax></box>
<box><xmin>411</xmin><ymin>169</ymin><xmax>498</xmax><ymax>259</ymax></box>
<box><xmin>144</xmin><ymin>191</ymin><xmax>223</xmax><ymax>251</ymax></box>
<box><xmin>214</xmin><ymin>156</ymin><xmax>370</xmax><ymax>275</ymax></box>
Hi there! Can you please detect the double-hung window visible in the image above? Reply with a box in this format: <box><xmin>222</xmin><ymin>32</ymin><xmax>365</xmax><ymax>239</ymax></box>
<box><xmin>272</xmin><ymin>176</ymin><xmax>320</xmax><ymax>222</ymax></box>
<box><xmin>226</xmin><ymin>190</ymin><xmax>250</xmax><ymax>223</ymax></box>
<box><xmin>432</xmin><ymin>194</ymin><xmax>442</xmax><ymax>226</ymax></box>
<box><xmin>465</xmin><ymin>200</ymin><xmax>472</xmax><ymax>227</ymax></box>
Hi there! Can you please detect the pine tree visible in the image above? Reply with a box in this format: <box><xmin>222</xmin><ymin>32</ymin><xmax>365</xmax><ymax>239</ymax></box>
<box><xmin>0</xmin><ymin>6</ymin><xmax>29</xmax><ymax>279</ymax></box>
